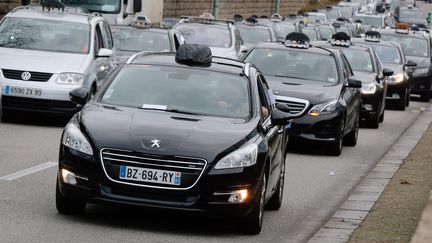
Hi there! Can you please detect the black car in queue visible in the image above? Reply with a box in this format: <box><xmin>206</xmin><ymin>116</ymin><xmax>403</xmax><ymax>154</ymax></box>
<box><xmin>56</xmin><ymin>44</ymin><xmax>294</xmax><ymax>235</ymax></box>
<box><xmin>244</xmin><ymin>33</ymin><xmax>362</xmax><ymax>156</ymax></box>
<box><xmin>380</xmin><ymin>24</ymin><xmax>432</xmax><ymax>101</ymax></box>
<box><xmin>235</xmin><ymin>18</ymin><xmax>277</xmax><ymax>53</ymax></box>
<box><xmin>352</xmin><ymin>31</ymin><xmax>416</xmax><ymax>110</ymax></box>
<box><xmin>315</xmin><ymin>32</ymin><xmax>393</xmax><ymax>128</ymax></box>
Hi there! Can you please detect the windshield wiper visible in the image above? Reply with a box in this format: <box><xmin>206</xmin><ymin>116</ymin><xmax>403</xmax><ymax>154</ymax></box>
<box><xmin>137</xmin><ymin>106</ymin><xmax>201</xmax><ymax>116</ymax></box>
<box><xmin>272</xmin><ymin>75</ymin><xmax>309</xmax><ymax>80</ymax></box>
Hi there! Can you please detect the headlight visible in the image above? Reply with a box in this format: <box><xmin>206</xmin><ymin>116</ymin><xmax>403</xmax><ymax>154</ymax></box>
<box><xmin>388</xmin><ymin>74</ymin><xmax>404</xmax><ymax>84</ymax></box>
<box><xmin>361</xmin><ymin>82</ymin><xmax>376</xmax><ymax>94</ymax></box>
<box><xmin>215</xmin><ymin>144</ymin><xmax>258</xmax><ymax>170</ymax></box>
<box><xmin>56</xmin><ymin>73</ymin><xmax>85</xmax><ymax>85</ymax></box>
<box><xmin>308</xmin><ymin>100</ymin><xmax>338</xmax><ymax>117</ymax></box>
<box><xmin>62</xmin><ymin>122</ymin><xmax>93</xmax><ymax>155</ymax></box>
<box><xmin>413</xmin><ymin>68</ymin><xmax>429</xmax><ymax>76</ymax></box>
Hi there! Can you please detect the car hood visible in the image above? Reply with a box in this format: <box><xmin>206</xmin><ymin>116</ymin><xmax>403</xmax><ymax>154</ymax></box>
<box><xmin>80</xmin><ymin>104</ymin><xmax>257</xmax><ymax>163</ymax></box>
<box><xmin>266</xmin><ymin>76</ymin><xmax>342</xmax><ymax>105</ymax></box>
<box><xmin>0</xmin><ymin>47</ymin><xmax>87</xmax><ymax>73</ymax></box>
<box><xmin>406</xmin><ymin>56</ymin><xmax>430</xmax><ymax>68</ymax></box>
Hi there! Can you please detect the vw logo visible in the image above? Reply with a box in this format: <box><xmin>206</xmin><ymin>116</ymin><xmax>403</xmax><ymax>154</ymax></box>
<box><xmin>21</xmin><ymin>72</ymin><xmax>31</xmax><ymax>81</ymax></box>
<box><xmin>150</xmin><ymin>139</ymin><xmax>161</xmax><ymax>148</ymax></box>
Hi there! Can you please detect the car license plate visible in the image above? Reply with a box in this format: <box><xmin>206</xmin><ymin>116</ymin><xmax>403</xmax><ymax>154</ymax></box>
<box><xmin>119</xmin><ymin>165</ymin><xmax>181</xmax><ymax>185</ymax></box>
<box><xmin>5</xmin><ymin>85</ymin><xmax>42</xmax><ymax>97</ymax></box>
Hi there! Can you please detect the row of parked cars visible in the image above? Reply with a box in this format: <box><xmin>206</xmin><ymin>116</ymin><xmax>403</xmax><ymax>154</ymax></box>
<box><xmin>0</xmin><ymin>0</ymin><xmax>430</xmax><ymax>235</ymax></box>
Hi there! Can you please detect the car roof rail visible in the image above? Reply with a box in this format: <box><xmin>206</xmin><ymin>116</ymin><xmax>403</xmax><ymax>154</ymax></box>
<box><xmin>126</xmin><ymin>51</ymin><xmax>155</xmax><ymax>64</ymax></box>
<box><xmin>180</xmin><ymin>16</ymin><xmax>234</xmax><ymax>25</ymax></box>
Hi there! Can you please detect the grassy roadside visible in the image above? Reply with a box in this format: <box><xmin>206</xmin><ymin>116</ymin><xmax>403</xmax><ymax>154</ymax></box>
<box><xmin>348</xmin><ymin>123</ymin><xmax>432</xmax><ymax>243</ymax></box>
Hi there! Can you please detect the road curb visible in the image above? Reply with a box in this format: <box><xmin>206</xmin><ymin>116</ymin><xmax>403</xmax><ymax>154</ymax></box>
<box><xmin>308</xmin><ymin>104</ymin><xmax>432</xmax><ymax>243</ymax></box>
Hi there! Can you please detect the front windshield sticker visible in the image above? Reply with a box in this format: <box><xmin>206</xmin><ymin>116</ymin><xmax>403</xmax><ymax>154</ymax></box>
<box><xmin>142</xmin><ymin>104</ymin><xmax>167</xmax><ymax>110</ymax></box>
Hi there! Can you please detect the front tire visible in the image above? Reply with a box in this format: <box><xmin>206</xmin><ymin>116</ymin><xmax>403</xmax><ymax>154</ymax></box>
<box><xmin>420</xmin><ymin>90</ymin><xmax>430</xmax><ymax>102</ymax></box>
<box><xmin>344</xmin><ymin>111</ymin><xmax>359</xmax><ymax>147</ymax></box>
<box><xmin>328</xmin><ymin>116</ymin><xmax>344</xmax><ymax>156</ymax></box>
<box><xmin>241</xmin><ymin>172</ymin><xmax>267</xmax><ymax>235</ymax></box>
<box><xmin>367</xmin><ymin>113</ymin><xmax>379</xmax><ymax>128</ymax></box>
<box><xmin>56</xmin><ymin>180</ymin><xmax>86</xmax><ymax>215</ymax></box>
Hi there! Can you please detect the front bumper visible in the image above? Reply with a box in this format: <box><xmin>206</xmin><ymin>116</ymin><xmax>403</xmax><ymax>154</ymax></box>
<box><xmin>360</xmin><ymin>92</ymin><xmax>381</xmax><ymax>120</ymax></box>
<box><xmin>410</xmin><ymin>74</ymin><xmax>431</xmax><ymax>95</ymax></box>
<box><xmin>286</xmin><ymin>111</ymin><xmax>342</xmax><ymax>142</ymax></box>
<box><xmin>57</xmin><ymin>146</ymin><xmax>263</xmax><ymax>218</ymax></box>
<box><xmin>1</xmin><ymin>80</ymin><xmax>80</xmax><ymax>114</ymax></box>
<box><xmin>386</xmin><ymin>82</ymin><xmax>407</xmax><ymax>103</ymax></box>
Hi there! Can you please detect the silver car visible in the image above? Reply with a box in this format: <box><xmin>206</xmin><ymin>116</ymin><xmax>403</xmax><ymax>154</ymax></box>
<box><xmin>0</xmin><ymin>5</ymin><xmax>115</xmax><ymax>117</ymax></box>
<box><xmin>174</xmin><ymin>17</ymin><xmax>247</xmax><ymax>60</ymax></box>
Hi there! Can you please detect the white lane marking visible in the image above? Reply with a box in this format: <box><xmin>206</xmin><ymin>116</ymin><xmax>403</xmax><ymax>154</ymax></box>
<box><xmin>0</xmin><ymin>162</ymin><xmax>57</xmax><ymax>181</ymax></box>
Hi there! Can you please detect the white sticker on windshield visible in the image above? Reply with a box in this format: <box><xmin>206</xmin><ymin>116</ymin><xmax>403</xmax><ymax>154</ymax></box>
<box><xmin>101</xmin><ymin>5</ymin><xmax>116</xmax><ymax>12</ymax></box>
<box><xmin>328</xmin><ymin>78</ymin><xmax>336</xmax><ymax>82</ymax></box>
<box><xmin>142</xmin><ymin>104</ymin><xmax>167</xmax><ymax>110</ymax></box>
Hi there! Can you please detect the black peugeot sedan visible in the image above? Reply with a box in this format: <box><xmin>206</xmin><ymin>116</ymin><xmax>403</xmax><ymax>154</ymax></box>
<box><xmin>56</xmin><ymin>45</ymin><xmax>293</xmax><ymax>234</ymax></box>
<box><xmin>315</xmin><ymin>32</ymin><xmax>393</xmax><ymax>128</ymax></box>
<box><xmin>244</xmin><ymin>33</ymin><xmax>362</xmax><ymax>156</ymax></box>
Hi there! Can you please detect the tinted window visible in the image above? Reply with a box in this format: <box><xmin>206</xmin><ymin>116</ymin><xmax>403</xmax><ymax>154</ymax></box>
<box><xmin>381</xmin><ymin>34</ymin><xmax>428</xmax><ymax>57</ymax></box>
<box><xmin>237</xmin><ymin>26</ymin><xmax>272</xmax><ymax>44</ymax></box>
<box><xmin>0</xmin><ymin>17</ymin><xmax>90</xmax><ymax>54</ymax></box>
<box><xmin>272</xmin><ymin>22</ymin><xmax>295</xmax><ymax>39</ymax></box>
<box><xmin>326</xmin><ymin>10</ymin><xmax>341</xmax><ymax>20</ymax></box>
<box><xmin>341</xmin><ymin>49</ymin><xmax>374</xmax><ymax>73</ymax></box>
<box><xmin>245</xmin><ymin>48</ymin><xmax>339</xmax><ymax>83</ymax></box>
<box><xmin>372</xmin><ymin>45</ymin><xmax>402</xmax><ymax>64</ymax></box>
<box><xmin>112</xmin><ymin>28</ymin><xmax>171</xmax><ymax>52</ymax></box>
<box><xmin>62</xmin><ymin>0</ymin><xmax>120</xmax><ymax>14</ymax></box>
<box><xmin>101</xmin><ymin>65</ymin><xmax>250</xmax><ymax>119</ymax></box>
<box><xmin>318</xmin><ymin>27</ymin><xmax>334</xmax><ymax>40</ymax></box>
<box><xmin>175</xmin><ymin>24</ymin><xmax>232</xmax><ymax>48</ymax></box>
<box><xmin>400</xmin><ymin>9</ymin><xmax>424</xmax><ymax>19</ymax></box>
<box><xmin>302</xmin><ymin>28</ymin><xmax>319</xmax><ymax>41</ymax></box>
<box><xmin>352</xmin><ymin>16</ymin><xmax>382</xmax><ymax>28</ymax></box>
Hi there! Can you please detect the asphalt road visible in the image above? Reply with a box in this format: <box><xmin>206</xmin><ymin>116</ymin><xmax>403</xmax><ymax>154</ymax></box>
<box><xmin>0</xmin><ymin>100</ymin><xmax>428</xmax><ymax>243</ymax></box>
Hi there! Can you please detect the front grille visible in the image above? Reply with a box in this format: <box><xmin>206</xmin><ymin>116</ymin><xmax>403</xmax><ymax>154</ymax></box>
<box><xmin>100</xmin><ymin>148</ymin><xmax>207</xmax><ymax>190</ymax></box>
<box><xmin>274</xmin><ymin>95</ymin><xmax>309</xmax><ymax>116</ymax></box>
<box><xmin>2</xmin><ymin>69</ymin><xmax>53</xmax><ymax>82</ymax></box>
<box><xmin>2</xmin><ymin>96</ymin><xmax>77</xmax><ymax>113</ymax></box>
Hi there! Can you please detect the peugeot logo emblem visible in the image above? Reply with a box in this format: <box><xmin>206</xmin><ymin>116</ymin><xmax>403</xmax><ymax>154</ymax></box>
<box><xmin>150</xmin><ymin>139</ymin><xmax>161</xmax><ymax>148</ymax></box>
<box><xmin>21</xmin><ymin>71</ymin><xmax>31</xmax><ymax>81</ymax></box>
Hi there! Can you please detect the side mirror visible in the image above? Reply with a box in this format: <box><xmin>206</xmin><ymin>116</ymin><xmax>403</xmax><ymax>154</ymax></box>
<box><xmin>348</xmin><ymin>78</ymin><xmax>362</xmax><ymax>88</ymax></box>
<box><xmin>133</xmin><ymin>0</ymin><xmax>142</xmax><ymax>13</ymax></box>
<box><xmin>240</xmin><ymin>45</ymin><xmax>248</xmax><ymax>53</ymax></box>
<box><xmin>271</xmin><ymin>108</ymin><xmax>292</xmax><ymax>126</ymax></box>
<box><xmin>97</xmin><ymin>48</ymin><xmax>114</xmax><ymax>58</ymax></box>
<box><xmin>405</xmin><ymin>60</ymin><xmax>417</xmax><ymax>67</ymax></box>
<box><xmin>382</xmin><ymin>68</ymin><xmax>394</xmax><ymax>77</ymax></box>
<box><xmin>70</xmin><ymin>88</ymin><xmax>89</xmax><ymax>106</ymax></box>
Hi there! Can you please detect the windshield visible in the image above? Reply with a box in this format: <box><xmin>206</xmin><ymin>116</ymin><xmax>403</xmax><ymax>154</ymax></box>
<box><xmin>0</xmin><ymin>17</ymin><xmax>89</xmax><ymax>54</ymax></box>
<box><xmin>341</xmin><ymin>49</ymin><xmax>374</xmax><ymax>73</ymax></box>
<box><xmin>337</xmin><ymin>7</ymin><xmax>353</xmax><ymax>18</ymax></box>
<box><xmin>400</xmin><ymin>9</ymin><xmax>424</xmax><ymax>19</ymax></box>
<box><xmin>326</xmin><ymin>10</ymin><xmax>341</xmax><ymax>20</ymax></box>
<box><xmin>101</xmin><ymin>65</ymin><xmax>251</xmax><ymax>119</ymax></box>
<box><xmin>245</xmin><ymin>48</ymin><xmax>338</xmax><ymax>83</ymax></box>
<box><xmin>237</xmin><ymin>26</ymin><xmax>272</xmax><ymax>44</ymax></box>
<box><xmin>381</xmin><ymin>34</ymin><xmax>428</xmax><ymax>57</ymax></box>
<box><xmin>175</xmin><ymin>24</ymin><xmax>232</xmax><ymax>48</ymax></box>
<box><xmin>272</xmin><ymin>22</ymin><xmax>296</xmax><ymax>40</ymax></box>
<box><xmin>352</xmin><ymin>16</ymin><xmax>382</xmax><ymax>28</ymax></box>
<box><xmin>112</xmin><ymin>28</ymin><xmax>171</xmax><ymax>52</ymax></box>
<box><xmin>302</xmin><ymin>28</ymin><xmax>319</xmax><ymax>41</ymax></box>
<box><xmin>372</xmin><ymin>45</ymin><xmax>402</xmax><ymax>64</ymax></box>
<box><xmin>335</xmin><ymin>27</ymin><xmax>352</xmax><ymax>36</ymax></box>
<box><xmin>62</xmin><ymin>0</ymin><xmax>120</xmax><ymax>13</ymax></box>
<box><xmin>318</xmin><ymin>26</ymin><xmax>334</xmax><ymax>40</ymax></box>
<box><xmin>307</xmin><ymin>13</ymin><xmax>326</xmax><ymax>23</ymax></box>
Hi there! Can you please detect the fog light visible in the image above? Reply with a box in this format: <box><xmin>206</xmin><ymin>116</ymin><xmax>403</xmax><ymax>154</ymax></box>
<box><xmin>363</xmin><ymin>104</ymin><xmax>373</xmax><ymax>111</ymax></box>
<box><xmin>61</xmin><ymin>169</ymin><xmax>77</xmax><ymax>185</ymax></box>
<box><xmin>228</xmin><ymin>189</ymin><xmax>248</xmax><ymax>203</ymax></box>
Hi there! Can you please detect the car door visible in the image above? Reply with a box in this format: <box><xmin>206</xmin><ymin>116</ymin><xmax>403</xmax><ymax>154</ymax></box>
<box><xmin>257</xmin><ymin>74</ymin><xmax>284</xmax><ymax>196</ymax></box>
<box><xmin>93</xmin><ymin>21</ymin><xmax>114</xmax><ymax>88</ymax></box>
<box><xmin>340</xmin><ymin>54</ymin><xmax>357</xmax><ymax>133</ymax></box>
<box><xmin>373</xmin><ymin>51</ymin><xmax>387</xmax><ymax>113</ymax></box>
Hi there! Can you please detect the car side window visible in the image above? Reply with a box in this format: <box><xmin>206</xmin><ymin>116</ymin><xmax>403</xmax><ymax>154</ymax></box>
<box><xmin>234</xmin><ymin>29</ymin><xmax>241</xmax><ymax>52</ymax></box>
<box><xmin>101</xmin><ymin>21</ymin><xmax>113</xmax><ymax>49</ymax></box>
<box><xmin>341</xmin><ymin>54</ymin><xmax>354</xmax><ymax>79</ymax></box>
<box><xmin>257</xmin><ymin>75</ymin><xmax>272</xmax><ymax>120</ymax></box>
<box><xmin>94</xmin><ymin>24</ymin><xmax>103</xmax><ymax>54</ymax></box>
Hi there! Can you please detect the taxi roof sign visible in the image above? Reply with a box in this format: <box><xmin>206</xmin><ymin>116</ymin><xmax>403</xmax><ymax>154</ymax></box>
<box><xmin>41</xmin><ymin>0</ymin><xmax>65</xmax><ymax>12</ymax></box>
<box><xmin>395</xmin><ymin>23</ymin><xmax>410</xmax><ymax>34</ymax></box>
<box><xmin>330</xmin><ymin>32</ymin><xmax>351</xmax><ymax>47</ymax></box>
<box><xmin>365</xmin><ymin>30</ymin><xmax>381</xmax><ymax>42</ymax></box>
<box><xmin>285</xmin><ymin>32</ymin><xmax>310</xmax><ymax>49</ymax></box>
